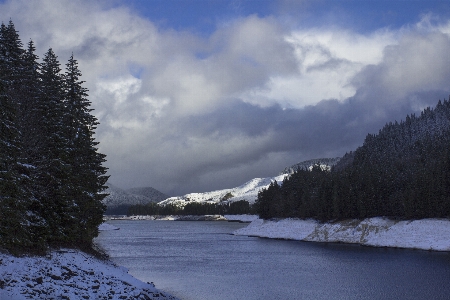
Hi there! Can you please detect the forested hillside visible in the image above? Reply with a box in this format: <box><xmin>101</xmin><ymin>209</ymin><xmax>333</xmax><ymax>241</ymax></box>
<box><xmin>281</xmin><ymin>158</ymin><xmax>341</xmax><ymax>174</ymax></box>
<box><xmin>0</xmin><ymin>21</ymin><xmax>108</xmax><ymax>254</ymax></box>
<box><xmin>257</xmin><ymin>99</ymin><xmax>450</xmax><ymax>221</ymax></box>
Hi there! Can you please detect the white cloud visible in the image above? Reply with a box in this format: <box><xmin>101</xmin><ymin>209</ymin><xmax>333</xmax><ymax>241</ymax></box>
<box><xmin>241</xmin><ymin>28</ymin><xmax>397</xmax><ymax>108</ymax></box>
<box><xmin>1</xmin><ymin>1</ymin><xmax>450</xmax><ymax>194</ymax></box>
<box><xmin>97</xmin><ymin>76</ymin><xmax>141</xmax><ymax>105</ymax></box>
<box><xmin>352</xmin><ymin>30</ymin><xmax>450</xmax><ymax>107</ymax></box>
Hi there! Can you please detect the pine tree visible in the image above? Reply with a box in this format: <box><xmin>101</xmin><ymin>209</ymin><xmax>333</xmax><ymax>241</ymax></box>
<box><xmin>0</xmin><ymin>79</ymin><xmax>31</xmax><ymax>253</ymax></box>
<box><xmin>36</xmin><ymin>48</ymin><xmax>76</xmax><ymax>246</ymax></box>
<box><xmin>0</xmin><ymin>21</ymin><xmax>25</xmax><ymax>88</ymax></box>
<box><xmin>0</xmin><ymin>21</ymin><xmax>48</xmax><ymax>253</ymax></box>
<box><xmin>0</xmin><ymin>21</ymin><xmax>110</xmax><ymax>252</ymax></box>
<box><xmin>0</xmin><ymin>21</ymin><xmax>28</xmax><ymax>132</ymax></box>
<box><xmin>20</xmin><ymin>40</ymin><xmax>49</xmax><ymax>251</ymax></box>
<box><xmin>63</xmin><ymin>54</ymin><xmax>108</xmax><ymax>246</ymax></box>
<box><xmin>20</xmin><ymin>40</ymin><xmax>42</xmax><ymax>160</ymax></box>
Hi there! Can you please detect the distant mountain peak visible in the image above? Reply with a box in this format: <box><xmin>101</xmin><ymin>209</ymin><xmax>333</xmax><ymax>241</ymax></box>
<box><xmin>126</xmin><ymin>186</ymin><xmax>169</xmax><ymax>200</ymax></box>
<box><xmin>102</xmin><ymin>183</ymin><xmax>169</xmax><ymax>215</ymax></box>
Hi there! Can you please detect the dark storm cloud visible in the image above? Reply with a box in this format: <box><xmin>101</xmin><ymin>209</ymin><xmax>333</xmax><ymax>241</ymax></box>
<box><xmin>96</xmin><ymin>21</ymin><xmax>450</xmax><ymax>195</ymax></box>
<box><xmin>184</xmin><ymin>89</ymin><xmax>447</xmax><ymax>169</ymax></box>
<box><xmin>2</xmin><ymin>0</ymin><xmax>450</xmax><ymax>195</ymax></box>
<box><xmin>141</xmin><ymin>87</ymin><xmax>447</xmax><ymax>196</ymax></box>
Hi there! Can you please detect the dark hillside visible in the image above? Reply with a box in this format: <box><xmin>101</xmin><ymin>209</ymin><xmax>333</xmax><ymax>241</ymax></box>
<box><xmin>126</xmin><ymin>187</ymin><xmax>168</xmax><ymax>202</ymax></box>
<box><xmin>257</xmin><ymin>99</ymin><xmax>450</xmax><ymax>221</ymax></box>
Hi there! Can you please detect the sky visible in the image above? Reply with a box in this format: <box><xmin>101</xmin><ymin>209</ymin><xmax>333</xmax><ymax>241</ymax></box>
<box><xmin>1</xmin><ymin>0</ymin><xmax>450</xmax><ymax>196</ymax></box>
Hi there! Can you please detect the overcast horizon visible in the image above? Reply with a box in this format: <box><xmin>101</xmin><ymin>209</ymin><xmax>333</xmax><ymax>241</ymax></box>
<box><xmin>1</xmin><ymin>0</ymin><xmax>450</xmax><ymax>196</ymax></box>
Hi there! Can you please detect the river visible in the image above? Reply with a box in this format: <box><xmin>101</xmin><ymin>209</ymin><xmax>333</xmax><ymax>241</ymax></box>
<box><xmin>95</xmin><ymin>220</ymin><xmax>450</xmax><ymax>300</ymax></box>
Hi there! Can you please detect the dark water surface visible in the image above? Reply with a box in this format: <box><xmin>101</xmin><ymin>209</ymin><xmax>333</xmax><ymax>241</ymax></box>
<box><xmin>95</xmin><ymin>220</ymin><xmax>450</xmax><ymax>300</ymax></box>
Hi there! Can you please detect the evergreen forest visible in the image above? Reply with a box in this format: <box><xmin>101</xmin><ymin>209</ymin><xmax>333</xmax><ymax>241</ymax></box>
<box><xmin>256</xmin><ymin>99</ymin><xmax>450</xmax><ymax>221</ymax></box>
<box><xmin>0</xmin><ymin>21</ymin><xmax>108</xmax><ymax>254</ymax></box>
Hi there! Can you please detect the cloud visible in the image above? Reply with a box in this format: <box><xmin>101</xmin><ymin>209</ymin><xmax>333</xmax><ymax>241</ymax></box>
<box><xmin>1</xmin><ymin>1</ymin><xmax>450</xmax><ymax>195</ymax></box>
<box><xmin>354</xmin><ymin>31</ymin><xmax>450</xmax><ymax>103</ymax></box>
<box><xmin>241</xmin><ymin>28</ymin><xmax>397</xmax><ymax>108</ymax></box>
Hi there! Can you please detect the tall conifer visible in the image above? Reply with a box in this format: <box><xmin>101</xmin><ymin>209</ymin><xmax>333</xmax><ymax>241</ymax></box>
<box><xmin>0</xmin><ymin>80</ymin><xmax>31</xmax><ymax>253</ymax></box>
<box><xmin>64</xmin><ymin>54</ymin><xmax>108</xmax><ymax>246</ymax></box>
<box><xmin>37</xmin><ymin>48</ymin><xmax>76</xmax><ymax>246</ymax></box>
<box><xmin>0</xmin><ymin>21</ymin><xmax>110</xmax><ymax>252</ymax></box>
<box><xmin>21</xmin><ymin>40</ymin><xmax>49</xmax><ymax>251</ymax></box>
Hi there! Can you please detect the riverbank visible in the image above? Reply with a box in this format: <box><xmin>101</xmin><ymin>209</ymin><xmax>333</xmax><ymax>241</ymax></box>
<box><xmin>0</xmin><ymin>224</ymin><xmax>179</xmax><ymax>300</ymax></box>
<box><xmin>0</xmin><ymin>249</ymin><xmax>179</xmax><ymax>300</ymax></box>
<box><xmin>104</xmin><ymin>214</ymin><xmax>258</xmax><ymax>223</ymax></box>
<box><xmin>234</xmin><ymin>217</ymin><xmax>450</xmax><ymax>251</ymax></box>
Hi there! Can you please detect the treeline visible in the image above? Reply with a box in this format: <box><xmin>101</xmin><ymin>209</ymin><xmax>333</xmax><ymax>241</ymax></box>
<box><xmin>256</xmin><ymin>99</ymin><xmax>450</xmax><ymax>221</ymax></box>
<box><xmin>0</xmin><ymin>21</ymin><xmax>108</xmax><ymax>254</ymax></box>
<box><xmin>127</xmin><ymin>200</ymin><xmax>253</xmax><ymax>216</ymax></box>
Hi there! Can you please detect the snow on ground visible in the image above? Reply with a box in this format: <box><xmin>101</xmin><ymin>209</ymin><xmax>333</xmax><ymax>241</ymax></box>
<box><xmin>234</xmin><ymin>218</ymin><xmax>317</xmax><ymax>240</ymax></box>
<box><xmin>234</xmin><ymin>217</ymin><xmax>450</xmax><ymax>251</ymax></box>
<box><xmin>0</xmin><ymin>249</ymin><xmax>178</xmax><ymax>300</ymax></box>
<box><xmin>224</xmin><ymin>215</ymin><xmax>260</xmax><ymax>223</ymax></box>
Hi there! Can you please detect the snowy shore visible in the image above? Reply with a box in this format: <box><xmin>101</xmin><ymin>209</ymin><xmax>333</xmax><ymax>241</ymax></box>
<box><xmin>0</xmin><ymin>223</ymin><xmax>178</xmax><ymax>300</ymax></box>
<box><xmin>234</xmin><ymin>217</ymin><xmax>450</xmax><ymax>251</ymax></box>
<box><xmin>105</xmin><ymin>214</ymin><xmax>258</xmax><ymax>222</ymax></box>
<box><xmin>223</xmin><ymin>214</ymin><xmax>259</xmax><ymax>223</ymax></box>
<box><xmin>0</xmin><ymin>249</ymin><xmax>179</xmax><ymax>300</ymax></box>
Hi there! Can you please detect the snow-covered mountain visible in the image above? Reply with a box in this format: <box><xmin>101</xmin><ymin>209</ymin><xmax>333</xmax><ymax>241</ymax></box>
<box><xmin>158</xmin><ymin>158</ymin><xmax>340</xmax><ymax>208</ymax></box>
<box><xmin>103</xmin><ymin>184</ymin><xmax>169</xmax><ymax>214</ymax></box>
<box><xmin>158</xmin><ymin>174</ymin><xmax>288</xmax><ymax>207</ymax></box>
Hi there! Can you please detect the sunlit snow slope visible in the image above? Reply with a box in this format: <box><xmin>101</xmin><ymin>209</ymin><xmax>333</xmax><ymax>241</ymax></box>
<box><xmin>159</xmin><ymin>158</ymin><xmax>340</xmax><ymax>207</ymax></box>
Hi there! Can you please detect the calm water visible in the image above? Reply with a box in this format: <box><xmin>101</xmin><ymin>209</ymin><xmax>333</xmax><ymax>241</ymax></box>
<box><xmin>95</xmin><ymin>220</ymin><xmax>450</xmax><ymax>300</ymax></box>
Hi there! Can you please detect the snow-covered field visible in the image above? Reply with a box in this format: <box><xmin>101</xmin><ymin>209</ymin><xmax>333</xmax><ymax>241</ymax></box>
<box><xmin>234</xmin><ymin>217</ymin><xmax>450</xmax><ymax>251</ymax></box>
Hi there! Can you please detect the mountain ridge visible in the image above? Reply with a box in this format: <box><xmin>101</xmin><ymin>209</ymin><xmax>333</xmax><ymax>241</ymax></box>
<box><xmin>158</xmin><ymin>158</ymin><xmax>340</xmax><ymax>208</ymax></box>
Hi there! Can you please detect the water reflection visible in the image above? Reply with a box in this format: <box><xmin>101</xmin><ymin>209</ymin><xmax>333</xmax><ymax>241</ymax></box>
<box><xmin>96</xmin><ymin>220</ymin><xmax>450</xmax><ymax>300</ymax></box>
